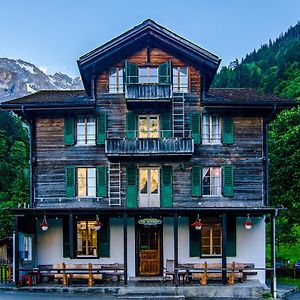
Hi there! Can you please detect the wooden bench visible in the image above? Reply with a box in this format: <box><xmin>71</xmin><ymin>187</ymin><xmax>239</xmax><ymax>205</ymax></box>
<box><xmin>183</xmin><ymin>262</ymin><xmax>256</xmax><ymax>285</ymax></box>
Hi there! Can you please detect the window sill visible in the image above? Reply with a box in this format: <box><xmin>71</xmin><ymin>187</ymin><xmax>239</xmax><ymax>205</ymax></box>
<box><xmin>202</xmin><ymin>195</ymin><xmax>223</xmax><ymax>198</ymax></box>
<box><xmin>75</xmin><ymin>144</ymin><xmax>96</xmax><ymax>147</ymax></box>
<box><xmin>76</xmin><ymin>255</ymin><xmax>98</xmax><ymax>259</ymax></box>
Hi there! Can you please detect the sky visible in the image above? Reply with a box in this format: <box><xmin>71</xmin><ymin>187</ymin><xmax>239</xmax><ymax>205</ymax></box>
<box><xmin>1</xmin><ymin>0</ymin><xmax>300</xmax><ymax>78</ymax></box>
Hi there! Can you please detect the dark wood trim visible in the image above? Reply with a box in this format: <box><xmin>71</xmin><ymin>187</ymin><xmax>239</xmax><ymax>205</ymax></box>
<box><xmin>69</xmin><ymin>214</ymin><xmax>74</xmax><ymax>259</ymax></box>
<box><xmin>174</xmin><ymin>213</ymin><xmax>179</xmax><ymax>286</ymax></box>
<box><xmin>221</xmin><ymin>213</ymin><xmax>227</xmax><ymax>284</ymax></box>
<box><xmin>14</xmin><ymin>216</ymin><xmax>19</xmax><ymax>286</ymax></box>
<box><xmin>123</xmin><ymin>213</ymin><xmax>128</xmax><ymax>285</ymax></box>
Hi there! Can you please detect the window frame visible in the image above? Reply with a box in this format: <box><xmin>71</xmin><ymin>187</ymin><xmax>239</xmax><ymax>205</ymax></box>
<box><xmin>138</xmin><ymin>67</ymin><xmax>158</xmax><ymax>84</ymax></box>
<box><xmin>202</xmin><ymin>167</ymin><xmax>222</xmax><ymax>197</ymax></box>
<box><xmin>108</xmin><ymin>67</ymin><xmax>124</xmax><ymax>93</ymax></box>
<box><xmin>76</xmin><ymin>220</ymin><xmax>98</xmax><ymax>258</ymax></box>
<box><xmin>172</xmin><ymin>66</ymin><xmax>189</xmax><ymax>92</ymax></box>
<box><xmin>201</xmin><ymin>221</ymin><xmax>222</xmax><ymax>257</ymax></box>
<box><xmin>76</xmin><ymin>167</ymin><xmax>96</xmax><ymax>197</ymax></box>
<box><xmin>22</xmin><ymin>234</ymin><xmax>33</xmax><ymax>262</ymax></box>
<box><xmin>76</xmin><ymin>116</ymin><xmax>96</xmax><ymax>146</ymax></box>
<box><xmin>202</xmin><ymin>114</ymin><xmax>222</xmax><ymax>145</ymax></box>
<box><xmin>138</xmin><ymin>114</ymin><xmax>160</xmax><ymax>138</ymax></box>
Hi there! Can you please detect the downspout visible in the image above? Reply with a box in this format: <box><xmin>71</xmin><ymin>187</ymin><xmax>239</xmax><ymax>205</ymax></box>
<box><xmin>271</xmin><ymin>208</ymin><xmax>278</xmax><ymax>299</ymax></box>
<box><xmin>263</xmin><ymin>104</ymin><xmax>277</xmax><ymax>207</ymax></box>
<box><xmin>21</xmin><ymin>105</ymin><xmax>34</xmax><ymax>208</ymax></box>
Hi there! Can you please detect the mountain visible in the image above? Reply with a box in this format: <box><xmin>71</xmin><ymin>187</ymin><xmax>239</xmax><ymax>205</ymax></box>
<box><xmin>0</xmin><ymin>58</ymin><xmax>83</xmax><ymax>101</ymax></box>
<box><xmin>212</xmin><ymin>21</ymin><xmax>300</xmax><ymax>100</ymax></box>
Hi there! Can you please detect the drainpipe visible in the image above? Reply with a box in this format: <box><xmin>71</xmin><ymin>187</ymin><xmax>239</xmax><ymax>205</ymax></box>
<box><xmin>271</xmin><ymin>209</ymin><xmax>278</xmax><ymax>298</ymax></box>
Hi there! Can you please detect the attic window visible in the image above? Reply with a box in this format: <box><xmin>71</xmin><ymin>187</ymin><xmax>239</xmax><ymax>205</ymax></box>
<box><xmin>173</xmin><ymin>66</ymin><xmax>188</xmax><ymax>92</ymax></box>
<box><xmin>139</xmin><ymin>67</ymin><xmax>158</xmax><ymax>84</ymax></box>
<box><xmin>109</xmin><ymin>67</ymin><xmax>123</xmax><ymax>93</ymax></box>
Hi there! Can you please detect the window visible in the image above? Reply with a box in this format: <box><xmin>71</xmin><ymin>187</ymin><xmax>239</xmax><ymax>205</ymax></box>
<box><xmin>201</xmin><ymin>222</ymin><xmax>222</xmax><ymax>256</ymax></box>
<box><xmin>202</xmin><ymin>115</ymin><xmax>221</xmax><ymax>144</ymax></box>
<box><xmin>76</xmin><ymin>116</ymin><xmax>96</xmax><ymax>145</ymax></box>
<box><xmin>21</xmin><ymin>234</ymin><xmax>33</xmax><ymax>261</ymax></box>
<box><xmin>139</xmin><ymin>67</ymin><xmax>158</xmax><ymax>84</ymax></box>
<box><xmin>77</xmin><ymin>168</ymin><xmax>96</xmax><ymax>197</ymax></box>
<box><xmin>138</xmin><ymin>115</ymin><xmax>160</xmax><ymax>138</ymax></box>
<box><xmin>173</xmin><ymin>66</ymin><xmax>188</xmax><ymax>92</ymax></box>
<box><xmin>202</xmin><ymin>167</ymin><xmax>221</xmax><ymax>196</ymax></box>
<box><xmin>109</xmin><ymin>67</ymin><xmax>123</xmax><ymax>93</ymax></box>
<box><xmin>76</xmin><ymin>220</ymin><xmax>98</xmax><ymax>257</ymax></box>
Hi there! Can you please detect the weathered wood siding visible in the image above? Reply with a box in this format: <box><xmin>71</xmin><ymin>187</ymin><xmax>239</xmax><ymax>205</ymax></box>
<box><xmin>96</xmin><ymin>48</ymin><xmax>201</xmax><ymax>97</ymax></box>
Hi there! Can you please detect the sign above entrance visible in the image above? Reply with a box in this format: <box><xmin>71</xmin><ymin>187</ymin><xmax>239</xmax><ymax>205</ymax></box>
<box><xmin>138</xmin><ymin>218</ymin><xmax>162</xmax><ymax>226</ymax></box>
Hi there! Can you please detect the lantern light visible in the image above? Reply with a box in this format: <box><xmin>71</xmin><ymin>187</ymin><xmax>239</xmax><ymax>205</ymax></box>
<box><xmin>94</xmin><ymin>215</ymin><xmax>102</xmax><ymax>231</ymax></box>
<box><xmin>40</xmin><ymin>215</ymin><xmax>49</xmax><ymax>231</ymax></box>
<box><xmin>244</xmin><ymin>214</ymin><xmax>253</xmax><ymax>230</ymax></box>
<box><xmin>191</xmin><ymin>214</ymin><xmax>202</xmax><ymax>230</ymax></box>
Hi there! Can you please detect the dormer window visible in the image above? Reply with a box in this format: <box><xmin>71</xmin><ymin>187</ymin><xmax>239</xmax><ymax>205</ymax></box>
<box><xmin>109</xmin><ymin>67</ymin><xmax>123</xmax><ymax>93</ymax></box>
<box><xmin>173</xmin><ymin>66</ymin><xmax>188</xmax><ymax>92</ymax></box>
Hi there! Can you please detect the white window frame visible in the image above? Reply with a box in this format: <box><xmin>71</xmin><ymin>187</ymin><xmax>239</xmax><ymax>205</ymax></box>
<box><xmin>138</xmin><ymin>115</ymin><xmax>160</xmax><ymax>138</ymax></box>
<box><xmin>202</xmin><ymin>114</ymin><xmax>221</xmax><ymax>145</ymax></box>
<box><xmin>109</xmin><ymin>67</ymin><xmax>124</xmax><ymax>93</ymax></box>
<box><xmin>76</xmin><ymin>116</ymin><xmax>96</xmax><ymax>146</ymax></box>
<box><xmin>77</xmin><ymin>167</ymin><xmax>96</xmax><ymax>197</ymax></box>
<box><xmin>138</xmin><ymin>67</ymin><xmax>158</xmax><ymax>84</ymax></box>
<box><xmin>202</xmin><ymin>167</ymin><xmax>222</xmax><ymax>197</ymax></box>
<box><xmin>23</xmin><ymin>234</ymin><xmax>33</xmax><ymax>262</ymax></box>
<box><xmin>172</xmin><ymin>66</ymin><xmax>188</xmax><ymax>92</ymax></box>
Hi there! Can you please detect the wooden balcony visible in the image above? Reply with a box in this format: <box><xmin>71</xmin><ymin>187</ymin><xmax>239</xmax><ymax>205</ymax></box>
<box><xmin>105</xmin><ymin>138</ymin><xmax>194</xmax><ymax>158</ymax></box>
<box><xmin>125</xmin><ymin>84</ymin><xmax>171</xmax><ymax>107</ymax></box>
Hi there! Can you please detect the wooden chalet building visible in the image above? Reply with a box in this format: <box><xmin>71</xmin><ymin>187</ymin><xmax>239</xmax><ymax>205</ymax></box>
<box><xmin>1</xmin><ymin>20</ymin><xmax>296</xmax><ymax>292</ymax></box>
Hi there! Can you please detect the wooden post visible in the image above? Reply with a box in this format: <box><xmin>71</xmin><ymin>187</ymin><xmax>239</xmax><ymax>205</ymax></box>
<box><xmin>123</xmin><ymin>213</ymin><xmax>128</xmax><ymax>286</ymax></box>
<box><xmin>69</xmin><ymin>214</ymin><xmax>74</xmax><ymax>259</ymax></box>
<box><xmin>228</xmin><ymin>261</ymin><xmax>235</xmax><ymax>285</ymax></box>
<box><xmin>174</xmin><ymin>213</ymin><xmax>179</xmax><ymax>286</ymax></box>
<box><xmin>14</xmin><ymin>216</ymin><xmax>20</xmax><ymax>286</ymax></box>
<box><xmin>200</xmin><ymin>262</ymin><xmax>207</xmax><ymax>285</ymax></box>
<box><xmin>271</xmin><ymin>213</ymin><xmax>277</xmax><ymax>299</ymax></box>
<box><xmin>88</xmin><ymin>263</ymin><xmax>94</xmax><ymax>286</ymax></box>
<box><xmin>221</xmin><ymin>213</ymin><xmax>227</xmax><ymax>285</ymax></box>
<box><xmin>62</xmin><ymin>262</ymin><xmax>68</xmax><ymax>285</ymax></box>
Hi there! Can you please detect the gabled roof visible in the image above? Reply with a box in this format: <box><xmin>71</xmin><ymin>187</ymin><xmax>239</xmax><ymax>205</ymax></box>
<box><xmin>78</xmin><ymin>19</ymin><xmax>221</xmax><ymax>95</ymax></box>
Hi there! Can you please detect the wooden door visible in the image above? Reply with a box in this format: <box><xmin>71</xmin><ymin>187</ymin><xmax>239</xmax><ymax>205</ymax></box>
<box><xmin>138</xmin><ymin>226</ymin><xmax>161</xmax><ymax>276</ymax></box>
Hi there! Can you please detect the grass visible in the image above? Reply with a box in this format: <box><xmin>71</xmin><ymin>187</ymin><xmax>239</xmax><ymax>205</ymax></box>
<box><xmin>277</xmin><ymin>277</ymin><xmax>300</xmax><ymax>289</ymax></box>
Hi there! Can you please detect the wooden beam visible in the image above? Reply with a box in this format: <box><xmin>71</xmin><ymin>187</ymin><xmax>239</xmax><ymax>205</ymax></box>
<box><xmin>123</xmin><ymin>213</ymin><xmax>128</xmax><ymax>285</ymax></box>
<box><xmin>174</xmin><ymin>213</ymin><xmax>179</xmax><ymax>286</ymax></box>
<box><xmin>14</xmin><ymin>216</ymin><xmax>19</xmax><ymax>286</ymax></box>
<box><xmin>221</xmin><ymin>213</ymin><xmax>227</xmax><ymax>284</ymax></box>
<box><xmin>69</xmin><ymin>214</ymin><xmax>74</xmax><ymax>259</ymax></box>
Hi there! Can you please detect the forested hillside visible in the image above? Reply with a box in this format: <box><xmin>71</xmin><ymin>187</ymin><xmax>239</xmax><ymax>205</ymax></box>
<box><xmin>213</xmin><ymin>22</ymin><xmax>300</xmax><ymax>247</ymax></box>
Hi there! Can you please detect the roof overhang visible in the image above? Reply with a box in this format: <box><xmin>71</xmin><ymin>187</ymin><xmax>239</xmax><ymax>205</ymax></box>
<box><xmin>78</xmin><ymin>19</ymin><xmax>221</xmax><ymax>95</ymax></box>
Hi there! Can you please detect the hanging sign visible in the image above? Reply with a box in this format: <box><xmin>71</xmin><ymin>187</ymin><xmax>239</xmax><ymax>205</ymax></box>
<box><xmin>138</xmin><ymin>218</ymin><xmax>162</xmax><ymax>226</ymax></box>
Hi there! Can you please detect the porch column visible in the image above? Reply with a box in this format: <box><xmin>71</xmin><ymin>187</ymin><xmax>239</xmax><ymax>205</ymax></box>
<box><xmin>221</xmin><ymin>213</ymin><xmax>227</xmax><ymax>284</ymax></box>
<box><xmin>123</xmin><ymin>213</ymin><xmax>128</xmax><ymax>286</ymax></box>
<box><xmin>14</xmin><ymin>216</ymin><xmax>19</xmax><ymax>286</ymax></box>
<box><xmin>69</xmin><ymin>214</ymin><xmax>74</xmax><ymax>259</ymax></box>
<box><xmin>271</xmin><ymin>213</ymin><xmax>277</xmax><ymax>298</ymax></box>
<box><xmin>173</xmin><ymin>213</ymin><xmax>179</xmax><ymax>286</ymax></box>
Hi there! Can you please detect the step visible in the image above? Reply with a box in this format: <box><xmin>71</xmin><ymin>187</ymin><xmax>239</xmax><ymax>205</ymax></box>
<box><xmin>118</xmin><ymin>296</ymin><xmax>185</xmax><ymax>300</ymax></box>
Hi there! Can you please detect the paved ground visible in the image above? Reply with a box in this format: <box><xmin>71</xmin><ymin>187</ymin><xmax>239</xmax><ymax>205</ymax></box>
<box><xmin>285</xmin><ymin>291</ymin><xmax>300</xmax><ymax>299</ymax></box>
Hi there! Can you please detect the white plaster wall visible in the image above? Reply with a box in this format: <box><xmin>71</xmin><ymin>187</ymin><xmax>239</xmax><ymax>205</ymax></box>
<box><xmin>163</xmin><ymin>217</ymin><xmax>174</xmax><ymax>267</ymax></box>
<box><xmin>36</xmin><ymin>218</ymin><xmax>124</xmax><ymax>265</ymax></box>
<box><xmin>177</xmin><ymin>217</ymin><xmax>266</xmax><ymax>284</ymax></box>
<box><xmin>127</xmin><ymin>218</ymin><xmax>135</xmax><ymax>278</ymax></box>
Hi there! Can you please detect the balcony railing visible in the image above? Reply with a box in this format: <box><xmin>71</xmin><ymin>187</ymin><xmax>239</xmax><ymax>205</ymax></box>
<box><xmin>105</xmin><ymin>131</ymin><xmax>194</xmax><ymax>157</ymax></box>
<box><xmin>125</xmin><ymin>84</ymin><xmax>171</xmax><ymax>100</ymax></box>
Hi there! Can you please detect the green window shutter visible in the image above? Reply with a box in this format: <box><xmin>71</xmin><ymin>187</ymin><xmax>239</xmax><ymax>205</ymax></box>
<box><xmin>160</xmin><ymin>112</ymin><xmax>172</xmax><ymax>138</ymax></box>
<box><xmin>161</xmin><ymin>166</ymin><xmax>173</xmax><ymax>208</ymax></box>
<box><xmin>222</xmin><ymin>116</ymin><xmax>234</xmax><ymax>145</ymax></box>
<box><xmin>190</xmin><ymin>112</ymin><xmax>201</xmax><ymax>144</ymax></box>
<box><xmin>124</xmin><ymin>60</ymin><xmax>138</xmax><ymax>84</ymax></box>
<box><xmin>126</xmin><ymin>165</ymin><xmax>137</xmax><ymax>208</ymax></box>
<box><xmin>98</xmin><ymin>219</ymin><xmax>110</xmax><ymax>257</ymax></box>
<box><xmin>65</xmin><ymin>166</ymin><xmax>76</xmax><ymax>198</ymax></box>
<box><xmin>158</xmin><ymin>61</ymin><xmax>171</xmax><ymax>84</ymax></box>
<box><xmin>226</xmin><ymin>216</ymin><xmax>236</xmax><ymax>257</ymax></box>
<box><xmin>96</xmin><ymin>112</ymin><xmax>107</xmax><ymax>145</ymax></box>
<box><xmin>63</xmin><ymin>217</ymin><xmax>70</xmax><ymax>258</ymax></box>
<box><xmin>96</xmin><ymin>166</ymin><xmax>107</xmax><ymax>197</ymax></box>
<box><xmin>126</xmin><ymin>112</ymin><xmax>137</xmax><ymax>139</ymax></box>
<box><xmin>192</xmin><ymin>166</ymin><xmax>202</xmax><ymax>197</ymax></box>
<box><xmin>222</xmin><ymin>165</ymin><xmax>234</xmax><ymax>197</ymax></box>
<box><xmin>64</xmin><ymin>117</ymin><xmax>75</xmax><ymax>146</ymax></box>
<box><xmin>189</xmin><ymin>218</ymin><xmax>201</xmax><ymax>257</ymax></box>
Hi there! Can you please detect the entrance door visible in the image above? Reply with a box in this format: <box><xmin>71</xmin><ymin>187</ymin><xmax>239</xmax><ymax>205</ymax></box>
<box><xmin>139</xmin><ymin>168</ymin><xmax>160</xmax><ymax>207</ymax></box>
<box><xmin>138</xmin><ymin>224</ymin><xmax>162</xmax><ymax>276</ymax></box>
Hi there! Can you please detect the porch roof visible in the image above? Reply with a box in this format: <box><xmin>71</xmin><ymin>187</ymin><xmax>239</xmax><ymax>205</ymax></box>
<box><xmin>12</xmin><ymin>206</ymin><xmax>280</xmax><ymax>217</ymax></box>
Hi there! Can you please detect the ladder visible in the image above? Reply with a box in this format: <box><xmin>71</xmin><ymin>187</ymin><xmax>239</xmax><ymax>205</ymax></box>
<box><xmin>172</xmin><ymin>92</ymin><xmax>185</xmax><ymax>138</ymax></box>
<box><xmin>108</xmin><ymin>162</ymin><xmax>121</xmax><ymax>206</ymax></box>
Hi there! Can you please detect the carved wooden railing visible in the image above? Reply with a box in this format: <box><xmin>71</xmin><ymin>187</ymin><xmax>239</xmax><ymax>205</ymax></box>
<box><xmin>105</xmin><ymin>137</ymin><xmax>194</xmax><ymax>157</ymax></box>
